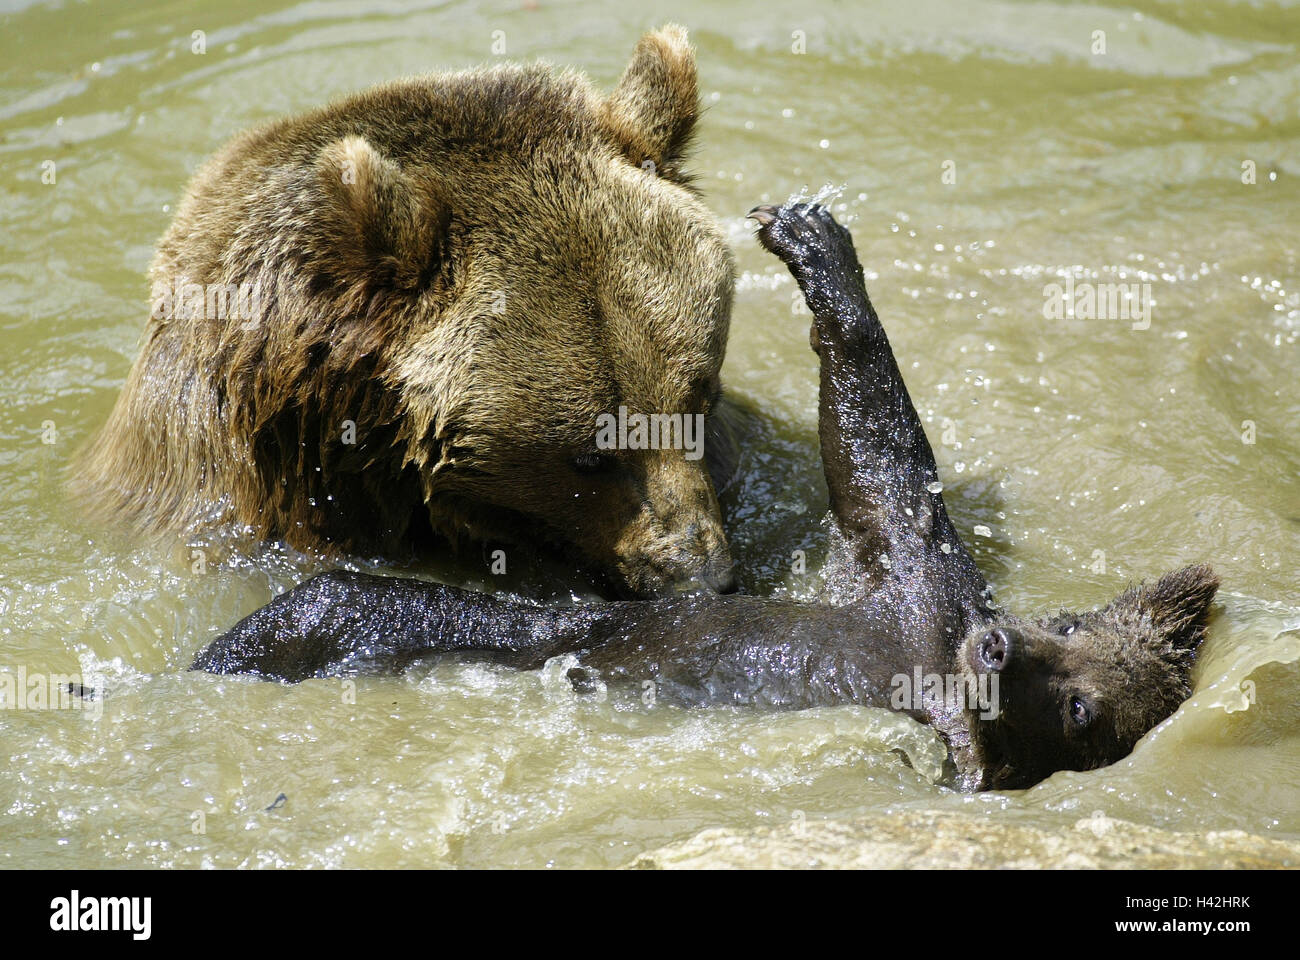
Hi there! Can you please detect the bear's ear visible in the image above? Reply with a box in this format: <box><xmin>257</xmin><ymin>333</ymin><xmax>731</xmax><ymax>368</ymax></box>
<box><xmin>1144</xmin><ymin>563</ymin><xmax>1220</xmax><ymax>651</ymax></box>
<box><xmin>314</xmin><ymin>135</ymin><xmax>452</xmax><ymax>291</ymax></box>
<box><xmin>1117</xmin><ymin>563</ymin><xmax>1219</xmax><ymax>653</ymax></box>
<box><xmin>601</xmin><ymin>24</ymin><xmax>699</xmax><ymax>181</ymax></box>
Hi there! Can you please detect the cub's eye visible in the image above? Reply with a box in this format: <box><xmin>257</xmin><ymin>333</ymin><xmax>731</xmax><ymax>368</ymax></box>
<box><xmin>572</xmin><ymin>452</ymin><xmax>617</xmax><ymax>475</ymax></box>
<box><xmin>1069</xmin><ymin>697</ymin><xmax>1091</xmax><ymax>725</ymax></box>
<box><xmin>1059</xmin><ymin>620</ymin><xmax>1080</xmax><ymax>637</ymax></box>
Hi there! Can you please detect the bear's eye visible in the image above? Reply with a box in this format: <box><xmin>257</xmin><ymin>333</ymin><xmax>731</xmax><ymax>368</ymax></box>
<box><xmin>701</xmin><ymin>375</ymin><xmax>723</xmax><ymax>413</ymax></box>
<box><xmin>1059</xmin><ymin>620</ymin><xmax>1080</xmax><ymax>637</ymax></box>
<box><xmin>572</xmin><ymin>452</ymin><xmax>617</xmax><ymax>475</ymax></box>
<box><xmin>1069</xmin><ymin>696</ymin><xmax>1091</xmax><ymax>725</ymax></box>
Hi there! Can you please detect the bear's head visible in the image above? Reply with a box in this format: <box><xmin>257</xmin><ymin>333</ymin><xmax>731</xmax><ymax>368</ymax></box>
<box><xmin>957</xmin><ymin>564</ymin><xmax>1219</xmax><ymax>790</ymax></box>
<box><xmin>305</xmin><ymin>26</ymin><xmax>736</xmax><ymax>597</ymax></box>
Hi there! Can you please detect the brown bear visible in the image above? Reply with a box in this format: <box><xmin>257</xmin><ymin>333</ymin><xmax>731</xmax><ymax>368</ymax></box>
<box><xmin>73</xmin><ymin>25</ymin><xmax>737</xmax><ymax>598</ymax></box>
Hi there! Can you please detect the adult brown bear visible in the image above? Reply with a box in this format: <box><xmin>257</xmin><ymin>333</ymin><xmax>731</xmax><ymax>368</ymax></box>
<box><xmin>74</xmin><ymin>26</ymin><xmax>736</xmax><ymax>598</ymax></box>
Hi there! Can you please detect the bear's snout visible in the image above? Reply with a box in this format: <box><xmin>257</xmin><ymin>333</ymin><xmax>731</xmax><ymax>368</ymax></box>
<box><xmin>667</xmin><ymin>540</ymin><xmax>737</xmax><ymax>595</ymax></box>
<box><xmin>619</xmin><ymin>519</ymin><xmax>735</xmax><ymax>599</ymax></box>
<box><xmin>976</xmin><ymin>627</ymin><xmax>1017</xmax><ymax>672</ymax></box>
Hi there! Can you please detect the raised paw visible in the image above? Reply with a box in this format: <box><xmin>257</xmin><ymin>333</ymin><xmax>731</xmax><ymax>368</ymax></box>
<box><xmin>748</xmin><ymin>202</ymin><xmax>868</xmax><ymax>314</ymax></box>
<box><xmin>748</xmin><ymin>202</ymin><xmax>863</xmax><ymax>290</ymax></box>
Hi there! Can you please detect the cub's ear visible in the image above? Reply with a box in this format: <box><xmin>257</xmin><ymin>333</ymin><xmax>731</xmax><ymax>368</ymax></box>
<box><xmin>1102</xmin><ymin>564</ymin><xmax>1219</xmax><ymax>656</ymax></box>
<box><xmin>1142</xmin><ymin>563</ymin><xmax>1220</xmax><ymax>651</ymax></box>
<box><xmin>1109</xmin><ymin>563</ymin><xmax>1219</xmax><ymax>654</ymax></box>
<box><xmin>601</xmin><ymin>24</ymin><xmax>699</xmax><ymax>181</ymax></box>
<box><xmin>313</xmin><ymin>135</ymin><xmax>452</xmax><ymax>291</ymax></box>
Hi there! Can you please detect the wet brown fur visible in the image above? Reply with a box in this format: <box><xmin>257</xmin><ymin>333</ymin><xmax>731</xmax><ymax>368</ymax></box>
<box><xmin>73</xmin><ymin>26</ymin><xmax>737</xmax><ymax>597</ymax></box>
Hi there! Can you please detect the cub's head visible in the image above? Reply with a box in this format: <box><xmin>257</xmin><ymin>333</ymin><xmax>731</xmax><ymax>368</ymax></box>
<box><xmin>306</xmin><ymin>26</ymin><xmax>735</xmax><ymax>597</ymax></box>
<box><xmin>959</xmin><ymin>564</ymin><xmax>1219</xmax><ymax>790</ymax></box>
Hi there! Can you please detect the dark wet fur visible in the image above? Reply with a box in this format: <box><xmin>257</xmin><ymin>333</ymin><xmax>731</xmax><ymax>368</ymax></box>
<box><xmin>193</xmin><ymin>204</ymin><xmax>1219</xmax><ymax>791</ymax></box>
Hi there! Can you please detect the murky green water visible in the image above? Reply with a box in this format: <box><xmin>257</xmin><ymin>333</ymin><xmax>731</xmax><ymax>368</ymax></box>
<box><xmin>2</xmin><ymin>0</ymin><xmax>1298</xmax><ymax>868</ymax></box>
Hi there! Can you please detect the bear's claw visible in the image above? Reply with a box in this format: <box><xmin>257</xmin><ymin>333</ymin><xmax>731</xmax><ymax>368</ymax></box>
<box><xmin>750</xmin><ymin>202</ymin><xmax>865</xmax><ymax>299</ymax></box>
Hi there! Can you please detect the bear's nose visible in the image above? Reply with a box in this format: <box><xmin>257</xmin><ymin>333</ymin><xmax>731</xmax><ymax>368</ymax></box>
<box><xmin>669</xmin><ymin>562</ymin><xmax>736</xmax><ymax>596</ymax></box>
<box><xmin>693</xmin><ymin>542</ymin><xmax>737</xmax><ymax>594</ymax></box>
<box><xmin>978</xmin><ymin>628</ymin><xmax>1015</xmax><ymax>671</ymax></box>
<box><xmin>706</xmin><ymin>564</ymin><xmax>737</xmax><ymax>595</ymax></box>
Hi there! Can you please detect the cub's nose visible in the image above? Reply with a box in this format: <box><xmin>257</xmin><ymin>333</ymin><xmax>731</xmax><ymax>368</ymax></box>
<box><xmin>978</xmin><ymin>628</ymin><xmax>1016</xmax><ymax>672</ymax></box>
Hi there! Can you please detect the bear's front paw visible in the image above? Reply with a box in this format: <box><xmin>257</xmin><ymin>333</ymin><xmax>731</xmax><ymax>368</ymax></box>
<box><xmin>748</xmin><ymin>202</ymin><xmax>864</xmax><ymax>294</ymax></box>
